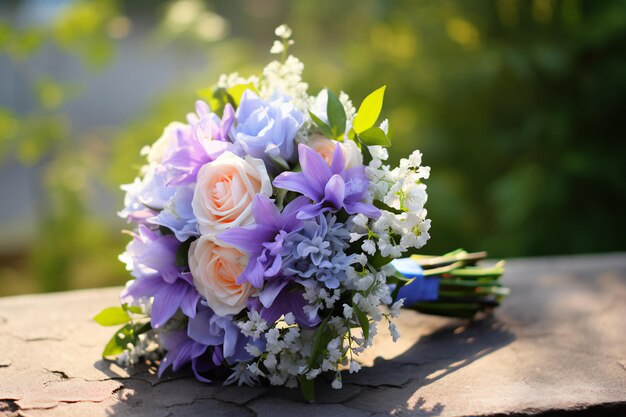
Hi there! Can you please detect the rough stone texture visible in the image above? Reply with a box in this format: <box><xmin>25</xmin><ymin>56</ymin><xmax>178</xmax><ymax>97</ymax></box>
<box><xmin>1</xmin><ymin>253</ymin><xmax>626</xmax><ymax>417</ymax></box>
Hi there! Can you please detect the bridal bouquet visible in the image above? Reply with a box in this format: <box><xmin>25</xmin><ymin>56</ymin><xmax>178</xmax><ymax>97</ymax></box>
<box><xmin>95</xmin><ymin>25</ymin><xmax>507</xmax><ymax>399</ymax></box>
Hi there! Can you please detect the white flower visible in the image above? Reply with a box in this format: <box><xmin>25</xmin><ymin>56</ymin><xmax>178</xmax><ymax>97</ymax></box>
<box><xmin>342</xmin><ymin>304</ymin><xmax>354</xmax><ymax>319</ymax></box>
<box><xmin>379</xmin><ymin>118</ymin><xmax>389</xmax><ymax>134</ymax></box>
<box><xmin>270</xmin><ymin>40</ymin><xmax>285</xmax><ymax>54</ymax></box>
<box><xmin>238</xmin><ymin>310</ymin><xmax>268</xmax><ymax>340</ymax></box>
<box><xmin>389</xmin><ymin>321</ymin><xmax>400</xmax><ymax>342</ymax></box>
<box><xmin>260</xmin><ymin>56</ymin><xmax>308</xmax><ymax>110</ymax></box>
<box><xmin>353</xmin><ymin>254</ymin><xmax>367</xmax><ymax>266</ymax></box>
<box><xmin>306</xmin><ymin>368</ymin><xmax>322</xmax><ymax>380</ymax></box>
<box><xmin>390</xmin><ymin>299</ymin><xmax>404</xmax><ymax>318</ymax></box>
<box><xmin>268</xmin><ymin>373</ymin><xmax>288</xmax><ymax>386</ymax></box>
<box><xmin>349</xmin><ymin>360</ymin><xmax>361</xmax><ymax>374</ymax></box>
<box><xmin>331</xmin><ymin>375</ymin><xmax>343</xmax><ymax>389</ymax></box>
<box><xmin>283</xmin><ymin>312</ymin><xmax>295</xmax><ymax>326</ymax></box>
<box><xmin>247</xmin><ymin>362</ymin><xmax>265</xmax><ymax>377</ymax></box>
<box><xmin>352</xmin><ymin>213</ymin><xmax>369</xmax><ymax>228</ymax></box>
<box><xmin>263</xmin><ymin>354</ymin><xmax>278</xmax><ymax>370</ymax></box>
<box><xmin>224</xmin><ymin>362</ymin><xmax>259</xmax><ymax>386</ymax></box>
<box><xmin>407</xmin><ymin>150</ymin><xmax>423</xmax><ymax>167</ymax></box>
<box><xmin>368</xmin><ymin>145</ymin><xmax>388</xmax><ymax>162</ymax></box>
<box><xmin>245</xmin><ymin>343</ymin><xmax>262</xmax><ymax>357</ymax></box>
<box><xmin>275</xmin><ymin>24</ymin><xmax>293</xmax><ymax>39</ymax></box>
<box><xmin>361</xmin><ymin>239</ymin><xmax>376</xmax><ymax>255</ymax></box>
<box><xmin>350</xmin><ymin>232</ymin><xmax>364</xmax><ymax>243</ymax></box>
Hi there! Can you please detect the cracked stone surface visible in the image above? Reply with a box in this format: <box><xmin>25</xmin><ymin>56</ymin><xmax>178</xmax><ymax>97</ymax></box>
<box><xmin>1</xmin><ymin>253</ymin><xmax>626</xmax><ymax>417</ymax></box>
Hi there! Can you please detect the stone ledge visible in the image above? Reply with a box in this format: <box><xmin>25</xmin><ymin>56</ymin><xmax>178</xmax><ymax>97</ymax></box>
<box><xmin>1</xmin><ymin>253</ymin><xmax>625</xmax><ymax>417</ymax></box>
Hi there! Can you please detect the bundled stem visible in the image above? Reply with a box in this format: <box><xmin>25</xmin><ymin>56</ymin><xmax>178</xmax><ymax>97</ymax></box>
<box><xmin>407</xmin><ymin>249</ymin><xmax>509</xmax><ymax>319</ymax></box>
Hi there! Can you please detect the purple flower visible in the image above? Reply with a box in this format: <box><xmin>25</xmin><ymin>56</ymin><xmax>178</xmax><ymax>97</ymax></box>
<box><xmin>158</xmin><ymin>305</ymin><xmax>258</xmax><ymax>381</ymax></box>
<box><xmin>163</xmin><ymin>103</ymin><xmax>237</xmax><ymax>186</ymax></box>
<box><xmin>232</xmin><ymin>90</ymin><xmax>304</xmax><ymax>169</ymax></box>
<box><xmin>218</xmin><ymin>195</ymin><xmax>308</xmax><ymax>288</ymax></box>
<box><xmin>120</xmin><ymin>225</ymin><xmax>200</xmax><ymax>327</ymax></box>
<box><xmin>248</xmin><ymin>280</ymin><xmax>321</xmax><ymax>328</ymax></box>
<box><xmin>187</xmin><ymin>306</ymin><xmax>254</xmax><ymax>365</ymax></box>
<box><xmin>158</xmin><ymin>329</ymin><xmax>211</xmax><ymax>382</ymax></box>
<box><xmin>273</xmin><ymin>143</ymin><xmax>380</xmax><ymax>220</ymax></box>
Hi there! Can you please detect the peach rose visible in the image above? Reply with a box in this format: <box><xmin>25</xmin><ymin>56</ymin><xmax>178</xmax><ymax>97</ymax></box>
<box><xmin>307</xmin><ymin>134</ymin><xmax>363</xmax><ymax>169</ymax></box>
<box><xmin>189</xmin><ymin>236</ymin><xmax>254</xmax><ymax>316</ymax></box>
<box><xmin>192</xmin><ymin>152</ymin><xmax>272</xmax><ymax>237</ymax></box>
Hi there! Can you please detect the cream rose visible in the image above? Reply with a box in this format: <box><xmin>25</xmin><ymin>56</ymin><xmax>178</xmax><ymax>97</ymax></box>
<box><xmin>189</xmin><ymin>236</ymin><xmax>254</xmax><ymax>316</ymax></box>
<box><xmin>192</xmin><ymin>152</ymin><xmax>272</xmax><ymax>237</ymax></box>
<box><xmin>307</xmin><ymin>134</ymin><xmax>363</xmax><ymax>169</ymax></box>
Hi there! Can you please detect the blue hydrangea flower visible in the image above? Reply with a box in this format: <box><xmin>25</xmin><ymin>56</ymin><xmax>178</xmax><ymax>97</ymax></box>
<box><xmin>232</xmin><ymin>90</ymin><xmax>304</xmax><ymax>169</ymax></box>
<box><xmin>148</xmin><ymin>185</ymin><xmax>198</xmax><ymax>242</ymax></box>
<box><xmin>281</xmin><ymin>213</ymin><xmax>353</xmax><ymax>289</ymax></box>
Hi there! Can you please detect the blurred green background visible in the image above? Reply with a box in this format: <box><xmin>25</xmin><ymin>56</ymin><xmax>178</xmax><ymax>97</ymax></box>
<box><xmin>1</xmin><ymin>0</ymin><xmax>625</xmax><ymax>296</ymax></box>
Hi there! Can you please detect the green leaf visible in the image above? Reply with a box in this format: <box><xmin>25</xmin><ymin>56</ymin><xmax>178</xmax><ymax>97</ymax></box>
<box><xmin>357</xmin><ymin>126</ymin><xmax>391</xmax><ymax>147</ymax></box>
<box><xmin>198</xmin><ymin>86</ymin><xmax>232</xmax><ymax>114</ymax></box>
<box><xmin>353</xmin><ymin>85</ymin><xmax>386</xmax><ymax>134</ymax></box>
<box><xmin>388</xmin><ymin>271</ymin><xmax>413</xmax><ymax>301</ymax></box>
<box><xmin>353</xmin><ymin>305</ymin><xmax>370</xmax><ymax>340</ymax></box>
<box><xmin>102</xmin><ymin>324</ymin><xmax>134</xmax><ymax>358</ymax></box>
<box><xmin>298</xmin><ymin>375</ymin><xmax>315</xmax><ymax>402</ymax></box>
<box><xmin>309</xmin><ymin>111</ymin><xmax>334</xmax><ymax>138</ymax></box>
<box><xmin>227</xmin><ymin>83</ymin><xmax>258</xmax><ymax>107</ymax></box>
<box><xmin>373</xmin><ymin>199</ymin><xmax>403</xmax><ymax>215</ymax></box>
<box><xmin>93</xmin><ymin>307</ymin><xmax>130</xmax><ymax>326</ymax></box>
<box><xmin>326</xmin><ymin>89</ymin><xmax>346</xmax><ymax>140</ymax></box>
<box><xmin>307</xmin><ymin>315</ymin><xmax>330</xmax><ymax>369</ymax></box>
<box><xmin>122</xmin><ymin>304</ymin><xmax>143</xmax><ymax>315</ymax></box>
<box><xmin>368</xmin><ymin>251</ymin><xmax>393</xmax><ymax>269</ymax></box>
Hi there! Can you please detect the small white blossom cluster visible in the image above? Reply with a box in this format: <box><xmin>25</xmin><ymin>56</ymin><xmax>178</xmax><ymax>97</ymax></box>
<box><xmin>259</xmin><ymin>25</ymin><xmax>309</xmax><ymax>111</ymax></box>
<box><xmin>216</xmin><ymin>72</ymin><xmax>259</xmax><ymax>91</ymax></box>
<box><xmin>356</xmin><ymin>144</ymin><xmax>432</xmax><ymax>257</ymax></box>
<box><xmin>229</xmin><ymin>254</ymin><xmax>397</xmax><ymax>389</ymax></box>
<box><xmin>116</xmin><ymin>330</ymin><xmax>161</xmax><ymax>368</ymax></box>
<box><xmin>270</xmin><ymin>24</ymin><xmax>295</xmax><ymax>55</ymax></box>
<box><xmin>260</xmin><ymin>56</ymin><xmax>309</xmax><ymax>111</ymax></box>
<box><xmin>238</xmin><ymin>312</ymin><xmax>310</xmax><ymax>388</ymax></box>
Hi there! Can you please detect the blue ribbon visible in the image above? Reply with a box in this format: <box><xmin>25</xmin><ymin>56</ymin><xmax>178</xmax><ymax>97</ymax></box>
<box><xmin>390</xmin><ymin>258</ymin><xmax>439</xmax><ymax>305</ymax></box>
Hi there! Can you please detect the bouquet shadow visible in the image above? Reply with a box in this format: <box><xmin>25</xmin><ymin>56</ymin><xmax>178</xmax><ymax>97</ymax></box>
<box><xmin>97</xmin><ymin>314</ymin><xmax>514</xmax><ymax>416</ymax></box>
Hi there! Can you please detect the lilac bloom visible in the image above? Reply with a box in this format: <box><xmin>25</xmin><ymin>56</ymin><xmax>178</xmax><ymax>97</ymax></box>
<box><xmin>248</xmin><ymin>280</ymin><xmax>321</xmax><ymax>328</ymax></box>
<box><xmin>188</xmin><ymin>306</ymin><xmax>255</xmax><ymax>365</ymax></box>
<box><xmin>120</xmin><ymin>225</ymin><xmax>200</xmax><ymax>327</ymax></box>
<box><xmin>148</xmin><ymin>186</ymin><xmax>198</xmax><ymax>242</ymax></box>
<box><xmin>195</xmin><ymin>103</ymin><xmax>241</xmax><ymax>159</ymax></box>
<box><xmin>218</xmin><ymin>195</ymin><xmax>308</xmax><ymax>288</ymax></box>
<box><xmin>158</xmin><ymin>329</ymin><xmax>211</xmax><ymax>382</ymax></box>
<box><xmin>163</xmin><ymin>103</ymin><xmax>237</xmax><ymax>186</ymax></box>
<box><xmin>158</xmin><ymin>306</ymin><xmax>259</xmax><ymax>381</ymax></box>
<box><xmin>232</xmin><ymin>90</ymin><xmax>304</xmax><ymax>169</ymax></box>
<box><xmin>273</xmin><ymin>143</ymin><xmax>380</xmax><ymax>220</ymax></box>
